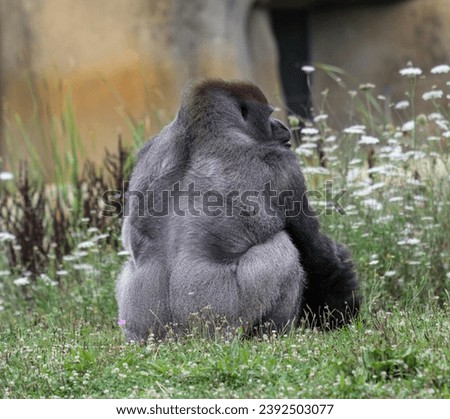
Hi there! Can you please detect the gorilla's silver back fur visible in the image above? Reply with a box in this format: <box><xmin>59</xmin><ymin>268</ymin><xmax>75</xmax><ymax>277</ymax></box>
<box><xmin>117</xmin><ymin>79</ymin><xmax>359</xmax><ymax>342</ymax></box>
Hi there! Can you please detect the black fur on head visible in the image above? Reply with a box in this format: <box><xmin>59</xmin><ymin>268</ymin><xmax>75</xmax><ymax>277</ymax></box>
<box><xmin>183</xmin><ymin>78</ymin><xmax>268</xmax><ymax>107</ymax></box>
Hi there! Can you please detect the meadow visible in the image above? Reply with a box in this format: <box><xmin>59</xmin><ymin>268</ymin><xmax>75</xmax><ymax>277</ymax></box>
<box><xmin>0</xmin><ymin>64</ymin><xmax>449</xmax><ymax>398</ymax></box>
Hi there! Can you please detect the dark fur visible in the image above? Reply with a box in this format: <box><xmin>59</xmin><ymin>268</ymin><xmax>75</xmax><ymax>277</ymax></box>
<box><xmin>117</xmin><ymin>79</ymin><xmax>359</xmax><ymax>341</ymax></box>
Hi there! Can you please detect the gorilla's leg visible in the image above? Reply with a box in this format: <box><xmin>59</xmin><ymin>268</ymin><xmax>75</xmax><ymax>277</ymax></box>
<box><xmin>116</xmin><ymin>260</ymin><xmax>171</xmax><ymax>342</ymax></box>
<box><xmin>169</xmin><ymin>231</ymin><xmax>304</xmax><ymax>333</ymax></box>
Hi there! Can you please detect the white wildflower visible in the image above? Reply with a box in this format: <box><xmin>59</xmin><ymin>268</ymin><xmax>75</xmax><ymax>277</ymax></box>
<box><xmin>349</xmin><ymin>158</ymin><xmax>362</xmax><ymax>165</ymax></box>
<box><xmin>346</xmin><ymin>168</ymin><xmax>361</xmax><ymax>183</ymax></box>
<box><xmin>72</xmin><ymin>251</ymin><xmax>88</xmax><ymax>258</ymax></box>
<box><xmin>397</xmin><ymin>238</ymin><xmax>421</xmax><ymax>246</ymax></box>
<box><xmin>301</xmin><ymin>127</ymin><xmax>319</xmax><ymax>135</ymax></box>
<box><xmin>40</xmin><ymin>273</ymin><xmax>51</xmax><ymax>282</ymax></box>
<box><xmin>325</xmin><ymin>135</ymin><xmax>336</xmax><ymax>143</ymax></box>
<box><xmin>443</xmin><ymin>131</ymin><xmax>450</xmax><ymax>138</ymax></box>
<box><xmin>395</xmin><ymin>100</ymin><xmax>409</xmax><ymax>110</ymax></box>
<box><xmin>295</xmin><ymin>143</ymin><xmax>317</xmax><ymax>157</ymax></box>
<box><xmin>40</xmin><ymin>274</ymin><xmax>58</xmax><ymax>286</ymax></box>
<box><xmin>367</xmin><ymin>165</ymin><xmax>394</xmax><ymax>175</ymax></box>
<box><xmin>430</xmin><ymin>64</ymin><xmax>450</xmax><ymax>74</ymax></box>
<box><xmin>399</xmin><ymin>67</ymin><xmax>422</xmax><ymax>77</ymax></box>
<box><xmin>406</xmin><ymin>178</ymin><xmax>424</xmax><ymax>186</ymax></box>
<box><xmin>343</xmin><ymin>125</ymin><xmax>365</xmax><ymax>135</ymax></box>
<box><xmin>313</xmin><ymin>114</ymin><xmax>328</xmax><ymax>123</ymax></box>
<box><xmin>414</xmin><ymin>195</ymin><xmax>427</xmax><ymax>202</ymax></box>
<box><xmin>302</xmin><ymin>167</ymin><xmax>330</xmax><ymax>175</ymax></box>
<box><xmin>368</xmin><ymin>260</ymin><xmax>379</xmax><ymax>266</ymax></box>
<box><xmin>14</xmin><ymin>277</ymin><xmax>30</xmax><ymax>286</ymax></box>
<box><xmin>295</xmin><ymin>146</ymin><xmax>315</xmax><ymax>157</ymax></box>
<box><xmin>0</xmin><ymin>172</ymin><xmax>14</xmax><ymax>181</ymax></box>
<box><xmin>91</xmin><ymin>234</ymin><xmax>109</xmax><ymax>242</ymax></box>
<box><xmin>370</xmin><ymin>182</ymin><xmax>385</xmax><ymax>191</ymax></box>
<box><xmin>56</xmin><ymin>270</ymin><xmax>69</xmax><ymax>276</ymax></box>
<box><xmin>428</xmin><ymin>112</ymin><xmax>444</xmax><ymax>121</ymax></box>
<box><xmin>435</xmin><ymin>120</ymin><xmax>449</xmax><ymax>132</ymax></box>
<box><xmin>359</xmin><ymin>83</ymin><xmax>376</xmax><ymax>90</ymax></box>
<box><xmin>323</xmin><ymin>145</ymin><xmax>338</xmax><ymax>154</ymax></box>
<box><xmin>73</xmin><ymin>263</ymin><xmax>94</xmax><ymax>271</ymax></box>
<box><xmin>446</xmin><ymin>272</ymin><xmax>450</xmax><ymax>280</ymax></box>
<box><xmin>389</xmin><ymin>197</ymin><xmax>403</xmax><ymax>203</ymax></box>
<box><xmin>362</xmin><ymin>199</ymin><xmax>383</xmax><ymax>211</ymax></box>
<box><xmin>427</xmin><ymin>136</ymin><xmax>440</xmax><ymax>141</ymax></box>
<box><xmin>353</xmin><ymin>182</ymin><xmax>385</xmax><ymax>197</ymax></box>
<box><xmin>408</xmin><ymin>151</ymin><xmax>426</xmax><ymax>160</ymax></box>
<box><xmin>301</xmin><ymin>65</ymin><xmax>315</xmax><ymax>74</ymax></box>
<box><xmin>377</xmin><ymin>215</ymin><xmax>394</xmax><ymax>223</ymax></box>
<box><xmin>422</xmin><ymin>90</ymin><xmax>443</xmax><ymax>101</ymax></box>
<box><xmin>402</xmin><ymin>120</ymin><xmax>415</xmax><ymax>132</ymax></box>
<box><xmin>384</xmin><ymin>271</ymin><xmax>396</xmax><ymax>277</ymax></box>
<box><xmin>0</xmin><ymin>270</ymin><xmax>10</xmax><ymax>276</ymax></box>
<box><xmin>117</xmin><ymin>250</ymin><xmax>131</xmax><ymax>257</ymax></box>
<box><xmin>358</xmin><ymin>135</ymin><xmax>379</xmax><ymax>145</ymax></box>
<box><xmin>0</xmin><ymin>232</ymin><xmax>15</xmax><ymax>242</ymax></box>
<box><xmin>379</xmin><ymin>145</ymin><xmax>393</xmax><ymax>154</ymax></box>
<box><xmin>77</xmin><ymin>241</ymin><xmax>95</xmax><ymax>249</ymax></box>
<box><xmin>299</xmin><ymin>143</ymin><xmax>317</xmax><ymax>149</ymax></box>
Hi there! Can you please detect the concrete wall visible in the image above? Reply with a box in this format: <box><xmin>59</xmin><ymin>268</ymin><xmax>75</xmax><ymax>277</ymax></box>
<box><xmin>0</xmin><ymin>0</ymin><xmax>449</xmax><ymax>170</ymax></box>
<box><xmin>311</xmin><ymin>0</ymin><xmax>450</xmax><ymax>126</ymax></box>
<box><xmin>0</xmin><ymin>0</ymin><xmax>283</xmax><ymax>170</ymax></box>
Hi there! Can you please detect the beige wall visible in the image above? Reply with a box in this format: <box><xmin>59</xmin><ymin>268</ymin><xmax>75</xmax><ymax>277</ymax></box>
<box><xmin>1</xmin><ymin>0</ymin><xmax>449</xmax><ymax>172</ymax></box>
<box><xmin>1</xmin><ymin>0</ymin><xmax>177</xmax><ymax>169</ymax></box>
<box><xmin>311</xmin><ymin>0</ymin><xmax>450</xmax><ymax>126</ymax></box>
<box><xmin>0</xmin><ymin>0</ymin><xmax>283</xmax><ymax>171</ymax></box>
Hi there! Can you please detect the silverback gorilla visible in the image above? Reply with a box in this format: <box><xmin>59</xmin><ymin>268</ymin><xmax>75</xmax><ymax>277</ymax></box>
<box><xmin>116</xmin><ymin>79</ymin><xmax>359</xmax><ymax>341</ymax></box>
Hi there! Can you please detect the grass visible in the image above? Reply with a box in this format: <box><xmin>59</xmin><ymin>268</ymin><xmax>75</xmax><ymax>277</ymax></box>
<box><xmin>0</xmin><ymin>301</ymin><xmax>448</xmax><ymax>398</ymax></box>
<box><xmin>0</xmin><ymin>63</ymin><xmax>449</xmax><ymax>398</ymax></box>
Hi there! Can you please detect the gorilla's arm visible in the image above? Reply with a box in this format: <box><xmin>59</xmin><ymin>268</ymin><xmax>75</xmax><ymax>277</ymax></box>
<box><xmin>118</xmin><ymin>128</ymin><xmax>187</xmax><ymax>341</ymax></box>
<box><xmin>285</xmin><ymin>174</ymin><xmax>360</xmax><ymax>328</ymax></box>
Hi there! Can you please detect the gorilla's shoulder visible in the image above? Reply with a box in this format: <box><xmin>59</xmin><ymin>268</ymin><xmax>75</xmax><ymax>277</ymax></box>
<box><xmin>136</xmin><ymin>136</ymin><xmax>158</xmax><ymax>163</ymax></box>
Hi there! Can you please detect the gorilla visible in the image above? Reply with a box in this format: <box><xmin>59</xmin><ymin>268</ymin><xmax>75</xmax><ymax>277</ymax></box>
<box><xmin>116</xmin><ymin>79</ymin><xmax>359</xmax><ymax>342</ymax></box>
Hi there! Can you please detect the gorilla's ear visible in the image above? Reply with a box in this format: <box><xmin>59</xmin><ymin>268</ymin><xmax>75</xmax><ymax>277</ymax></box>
<box><xmin>240</xmin><ymin>103</ymin><xmax>249</xmax><ymax>120</ymax></box>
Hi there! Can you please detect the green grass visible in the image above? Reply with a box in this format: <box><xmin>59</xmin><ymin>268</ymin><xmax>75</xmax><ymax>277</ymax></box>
<box><xmin>0</xmin><ymin>64</ymin><xmax>449</xmax><ymax>398</ymax></box>
<box><xmin>0</xmin><ymin>294</ymin><xmax>448</xmax><ymax>398</ymax></box>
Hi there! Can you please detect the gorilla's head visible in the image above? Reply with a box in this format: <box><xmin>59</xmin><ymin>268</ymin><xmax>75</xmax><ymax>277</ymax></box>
<box><xmin>179</xmin><ymin>79</ymin><xmax>291</xmax><ymax>148</ymax></box>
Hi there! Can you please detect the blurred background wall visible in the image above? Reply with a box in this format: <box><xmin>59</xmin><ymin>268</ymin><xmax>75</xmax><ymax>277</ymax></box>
<box><xmin>0</xmin><ymin>0</ymin><xmax>449</xmax><ymax>168</ymax></box>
